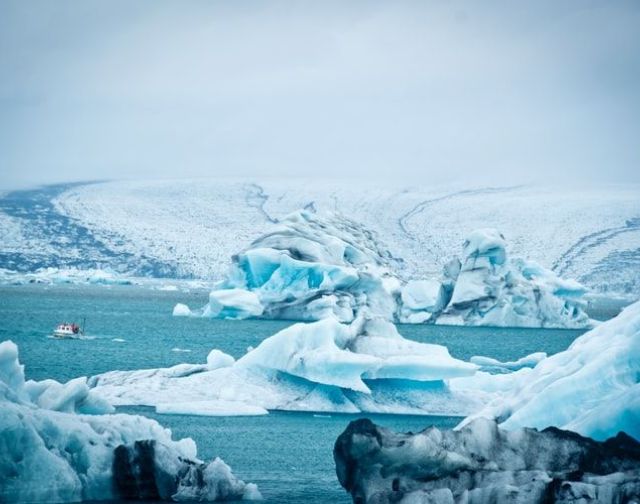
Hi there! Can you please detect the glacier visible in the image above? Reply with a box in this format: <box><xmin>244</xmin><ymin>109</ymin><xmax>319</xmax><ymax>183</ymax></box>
<box><xmin>0</xmin><ymin>340</ymin><xmax>260</xmax><ymax>502</ymax></box>
<box><xmin>89</xmin><ymin>316</ymin><xmax>486</xmax><ymax>417</ymax></box>
<box><xmin>334</xmin><ymin>417</ymin><xmax>640</xmax><ymax>504</ymax></box>
<box><xmin>178</xmin><ymin>214</ymin><xmax>592</xmax><ymax>328</ymax></box>
<box><xmin>32</xmin><ymin>179</ymin><xmax>640</xmax><ymax>297</ymax></box>
<box><xmin>460</xmin><ymin>300</ymin><xmax>640</xmax><ymax>441</ymax></box>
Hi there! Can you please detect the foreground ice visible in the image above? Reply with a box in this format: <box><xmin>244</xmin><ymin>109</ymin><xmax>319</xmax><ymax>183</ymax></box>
<box><xmin>334</xmin><ymin>417</ymin><xmax>640</xmax><ymax>504</ymax></box>
<box><xmin>461</xmin><ymin>300</ymin><xmax>640</xmax><ymax>441</ymax></box>
<box><xmin>176</xmin><ymin>214</ymin><xmax>592</xmax><ymax>328</ymax></box>
<box><xmin>0</xmin><ymin>341</ymin><xmax>260</xmax><ymax>503</ymax></box>
<box><xmin>89</xmin><ymin>316</ymin><xmax>484</xmax><ymax>416</ymax></box>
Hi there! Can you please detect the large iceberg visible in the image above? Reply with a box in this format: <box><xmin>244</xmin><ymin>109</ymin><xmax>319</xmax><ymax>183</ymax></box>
<box><xmin>178</xmin><ymin>210</ymin><xmax>402</xmax><ymax>323</ymax></box>
<box><xmin>402</xmin><ymin>228</ymin><xmax>593</xmax><ymax>328</ymax></box>
<box><xmin>460</xmin><ymin>300</ymin><xmax>640</xmax><ymax>441</ymax></box>
<box><xmin>0</xmin><ymin>340</ymin><xmax>260</xmax><ymax>503</ymax></box>
<box><xmin>334</xmin><ymin>417</ymin><xmax>640</xmax><ymax>504</ymax></box>
<box><xmin>89</xmin><ymin>316</ymin><xmax>482</xmax><ymax>416</ymax></box>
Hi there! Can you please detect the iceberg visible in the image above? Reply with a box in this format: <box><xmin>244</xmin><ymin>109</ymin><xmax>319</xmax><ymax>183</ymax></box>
<box><xmin>406</xmin><ymin>228</ymin><xmax>593</xmax><ymax>328</ymax></box>
<box><xmin>89</xmin><ymin>316</ymin><xmax>482</xmax><ymax>417</ymax></box>
<box><xmin>461</xmin><ymin>300</ymin><xmax>640</xmax><ymax>441</ymax></box>
<box><xmin>0</xmin><ymin>340</ymin><xmax>260</xmax><ymax>503</ymax></box>
<box><xmin>180</xmin><ymin>210</ymin><xmax>402</xmax><ymax>322</ymax></box>
<box><xmin>334</xmin><ymin>417</ymin><xmax>640</xmax><ymax>504</ymax></box>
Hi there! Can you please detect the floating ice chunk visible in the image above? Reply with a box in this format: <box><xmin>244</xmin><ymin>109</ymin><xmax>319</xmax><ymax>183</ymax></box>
<box><xmin>172</xmin><ymin>303</ymin><xmax>192</xmax><ymax>316</ymax></box>
<box><xmin>188</xmin><ymin>211</ymin><xmax>401</xmax><ymax>322</ymax></box>
<box><xmin>334</xmin><ymin>417</ymin><xmax>640</xmax><ymax>504</ymax></box>
<box><xmin>206</xmin><ymin>349</ymin><xmax>235</xmax><ymax>369</ymax></box>
<box><xmin>461</xmin><ymin>300</ymin><xmax>640</xmax><ymax>441</ymax></box>
<box><xmin>89</xmin><ymin>317</ymin><xmax>481</xmax><ymax>416</ymax></box>
<box><xmin>435</xmin><ymin>228</ymin><xmax>593</xmax><ymax>328</ymax></box>
<box><xmin>156</xmin><ymin>400</ymin><xmax>268</xmax><ymax>416</ymax></box>
<box><xmin>470</xmin><ymin>352</ymin><xmax>547</xmax><ymax>372</ymax></box>
<box><xmin>0</xmin><ymin>340</ymin><xmax>259</xmax><ymax>503</ymax></box>
<box><xmin>202</xmin><ymin>288</ymin><xmax>264</xmax><ymax>319</ymax></box>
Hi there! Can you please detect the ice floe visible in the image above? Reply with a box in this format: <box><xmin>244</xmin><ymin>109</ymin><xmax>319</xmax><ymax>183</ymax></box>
<box><xmin>0</xmin><ymin>340</ymin><xmax>260</xmax><ymax>502</ymax></box>
<box><xmin>89</xmin><ymin>315</ymin><xmax>483</xmax><ymax>416</ymax></box>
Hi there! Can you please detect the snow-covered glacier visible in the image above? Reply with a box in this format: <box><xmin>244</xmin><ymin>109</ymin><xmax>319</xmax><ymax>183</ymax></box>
<box><xmin>89</xmin><ymin>316</ymin><xmax>485</xmax><ymax>417</ymax></box>
<box><xmin>178</xmin><ymin>214</ymin><xmax>592</xmax><ymax>327</ymax></box>
<box><xmin>0</xmin><ymin>340</ymin><xmax>260</xmax><ymax>503</ymax></box>
<box><xmin>459</xmin><ymin>300</ymin><xmax>640</xmax><ymax>441</ymax></box>
<box><xmin>2</xmin><ymin>180</ymin><xmax>639</xmax><ymax>297</ymax></box>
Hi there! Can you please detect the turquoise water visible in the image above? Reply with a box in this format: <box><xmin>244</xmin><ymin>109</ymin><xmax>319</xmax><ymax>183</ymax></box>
<box><xmin>0</xmin><ymin>284</ymin><xmax>586</xmax><ymax>503</ymax></box>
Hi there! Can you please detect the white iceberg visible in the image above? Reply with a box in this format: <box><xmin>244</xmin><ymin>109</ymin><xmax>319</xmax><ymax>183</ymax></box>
<box><xmin>0</xmin><ymin>340</ymin><xmax>260</xmax><ymax>503</ymax></box>
<box><xmin>172</xmin><ymin>303</ymin><xmax>192</xmax><ymax>316</ymax></box>
<box><xmin>460</xmin><ymin>300</ymin><xmax>640</xmax><ymax>441</ymax></box>
<box><xmin>469</xmin><ymin>351</ymin><xmax>547</xmax><ymax>372</ymax></box>
<box><xmin>420</xmin><ymin>228</ymin><xmax>593</xmax><ymax>328</ymax></box>
<box><xmin>89</xmin><ymin>316</ymin><xmax>482</xmax><ymax>417</ymax></box>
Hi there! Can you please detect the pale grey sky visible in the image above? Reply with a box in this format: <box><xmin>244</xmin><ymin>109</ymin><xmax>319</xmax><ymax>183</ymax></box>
<box><xmin>1</xmin><ymin>0</ymin><xmax>639</xmax><ymax>189</ymax></box>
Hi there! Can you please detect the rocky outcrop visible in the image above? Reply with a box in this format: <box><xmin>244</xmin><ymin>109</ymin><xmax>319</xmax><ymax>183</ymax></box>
<box><xmin>334</xmin><ymin>418</ymin><xmax>640</xmax><ymax>503</ymax></box>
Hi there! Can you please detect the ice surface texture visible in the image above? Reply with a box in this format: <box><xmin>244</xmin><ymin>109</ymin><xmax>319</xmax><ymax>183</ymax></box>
<box><xmin>461</xmin><ymin>300</ymin><xmax>640</xmax><ymax>441</ymax></box>
<box><xmin>89</xmin><ymin>316</ymin><xmax>483</xmax><ymax>417</ymax></box>
<box><xmin>334</xmin><ymin>417</ymin><xmax>640</xmax><ymax>504</ymax></box>
<box><xmin>0</xmin><ymin>341</ymin><xmax>260</xmax><ymax>502</ymax></box>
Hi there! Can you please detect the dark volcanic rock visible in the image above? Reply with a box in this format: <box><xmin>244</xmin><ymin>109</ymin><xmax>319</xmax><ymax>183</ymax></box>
<box><xmin>334</xmin><ymin>418</ymin><xmax>640</xmax><ymax>503</ymax></box>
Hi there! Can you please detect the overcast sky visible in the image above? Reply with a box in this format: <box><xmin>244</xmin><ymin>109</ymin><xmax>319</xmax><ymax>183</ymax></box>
<box><xmin>1</xmin><ymin>0</ymin><xmax>639</xmax><ymax>189</ymax></box>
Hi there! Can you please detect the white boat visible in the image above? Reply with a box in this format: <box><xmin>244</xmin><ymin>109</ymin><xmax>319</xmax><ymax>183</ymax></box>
<box><xmin>52</xmin><ymin>320</ymin><xmax>84</xmax><ymax>339</ymax></box>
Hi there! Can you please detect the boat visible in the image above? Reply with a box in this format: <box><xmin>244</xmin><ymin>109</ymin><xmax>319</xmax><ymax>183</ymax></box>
<box><xmin>52</xmin><ymin>319</ymin><xmax>85</xmax><ymax>339</ymax></box>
